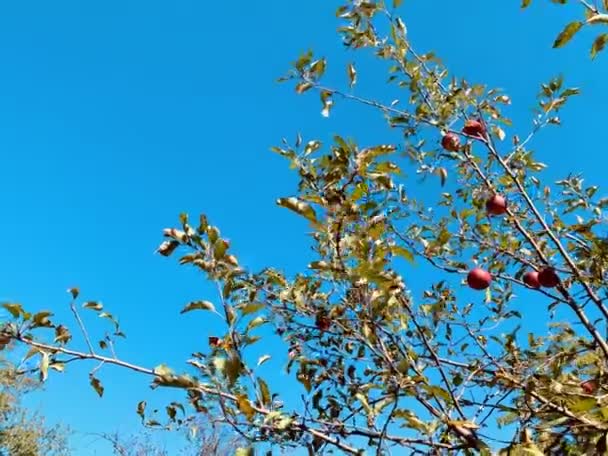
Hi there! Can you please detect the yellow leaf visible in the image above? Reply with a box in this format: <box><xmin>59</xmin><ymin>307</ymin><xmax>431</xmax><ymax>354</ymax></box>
<box><xmin>237</xmin><ymin>394</ymin><xmax>256</xmax><ymax>421</ymax></box>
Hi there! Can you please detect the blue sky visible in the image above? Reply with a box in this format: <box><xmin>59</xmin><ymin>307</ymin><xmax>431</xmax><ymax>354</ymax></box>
<box><xmin>1</xmin><ymin>0</ymin><xmax>607</xmax><ymax>454</ymax></box>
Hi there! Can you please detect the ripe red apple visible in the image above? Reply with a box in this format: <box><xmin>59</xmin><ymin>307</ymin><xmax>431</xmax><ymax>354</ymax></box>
<box><xmin>538</xmin><ymin>267</ymin><xmax>560</xmax><ymax>288</ymax></box>
<box><xmin>486</xmin><ymin>195</ymin><xmax>507</xmax><ymax>216</ymax></box>
<box><xmin>441</xmin><ymin>132</ymin><xmax>461</xmax><ymax>151</ymax></box>
<box><xmin>523</xmin><ymin>271</ymin><xmax>541</xmax><ymax>289</ymax></box>
<box><xmin>462</xmin><ymin>119</ymin><xmax>486</xmax><ymax>138</ymax></box>
<box><xmin>581</xmin><ymin>380</ymin><xmax>598</xmax><ymax>394</ymax></box>
<box><xmin>467</xmin><ymin>268</ymin><xmax>492</xmax><ymax>290</ymax></box>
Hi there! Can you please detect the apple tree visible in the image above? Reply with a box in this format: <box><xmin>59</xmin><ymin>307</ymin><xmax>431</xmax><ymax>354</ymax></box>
<box><xmin>3</xmin><ymin>1</ymin><xmax>608</xmax><ymax>455</ymax></box>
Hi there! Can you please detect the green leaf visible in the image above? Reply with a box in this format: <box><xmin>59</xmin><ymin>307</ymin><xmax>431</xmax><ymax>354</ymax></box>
<box><xmin>89</xmin><ymin>375</ymin><xmax>104</xmax><ymax>397</ymax></box>
<box><xmin>521</xmin><ymin>0</ymin><xmax>532</xmax><ymax>8</ymax></box>
<box><xmin>180</xmin><ymin>300</ymin><xmax>216</xmax><ymax>314</ymax></box>
<box><xmin>591</xmin><ymin>33</ymin><xmax>608</xmax><ymax>59</ymax></box>
<box><xmin>553</xmin><ymin>21</ymin><xmax>583</xmax><ymax>48</ymax></box>
<box><xmin>393</xmin><ymin>0</ymin><xmax>403</xmax><ymax>7</ymax></box>
<box><xmin>276</xmin><ymin>197</ymin><xmax>318</xmax><ymax>223</ymax></box>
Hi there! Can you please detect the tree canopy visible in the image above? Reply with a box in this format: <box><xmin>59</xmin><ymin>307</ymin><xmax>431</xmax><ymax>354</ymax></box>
<box><xmin>4</xmin><ymin>1</ymin><xmax>608</xmax><ymax>454</ymax></box>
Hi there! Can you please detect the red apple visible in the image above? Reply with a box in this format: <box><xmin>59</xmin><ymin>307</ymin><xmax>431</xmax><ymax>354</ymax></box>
<box><xmin>462</xmin><ymin>119</ymin><xmax>486</xmax><ymax>138</ymax></box>
<box><xmin>486</xmin><ymin>195</ymin><xmax>507</xmax><ymax>216</ymax></box>
<box><xmin>467</xmin><ymin>268</ymin><xmax>492</xmax><ymax>290</ymax></box>
<box><xmin>523</xmin><ymin>271</ymin><xmax>541</xmax><ymax>289</ymax></box>
<box><xmin>538</xmin><ymin>267</ymin><xmax>560</xmax><ymax>288</ymax></box>
<box><xmin>581</xmin><ymin>380</ymin><xmax>597</xmax><ymax>394</ymax></box>
<box><xmin>441</xmin><ymin>132</ymin><xmax>461</xmax><ymax>152</ymax></box>
<box><xmin>208</xmin><ymin>336</ymin><xmax>221</xmax><ymax>348</ymax></box>
<box><xmin>315</xmin><ymin>315</ymin><xmax>331</xmax><ymax>331</ymax></box>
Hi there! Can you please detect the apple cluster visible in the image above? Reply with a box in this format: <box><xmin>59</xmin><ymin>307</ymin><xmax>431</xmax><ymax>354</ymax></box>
<box><xmin>441</xmin><ymin>123</ymin><xmax>561</xmax><ymax>292</ymax></box>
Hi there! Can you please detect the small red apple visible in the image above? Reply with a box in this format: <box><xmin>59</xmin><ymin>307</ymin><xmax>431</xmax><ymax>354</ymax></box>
<box><xmin>441</xmin><ymin>132</ymin><xmax>461</xmax><ymax>152</ymax></box>
<box><xmin>462</xmin><ymin>119</ymin><xmax>486</xmax><ymax>138</ymax></box>
<box><xmin>581</xmin><ymin>380</ymin><xmax>597</xmax><ymax>394</ymax></box>
<box><xmin>208</xmin><ymin>336</ymin><xmax>221</xmax><ymax>348</ymax></box>
<box><xmin>486</xmin><ymin>195</ymin><xmax>507</xmax><ymax>216</ymax></box>
<box><xmin>523</xmin><ymin>271</ymin><xmax>541</xmax><ymax>289</ymax></box>
<box><xmin>467</xmin><ymin>268</ymin><xmax>492</xmax><ymax>290</ymax></box>
<box><xmin>315</xmin><ymin>315</ymin><xmax>331</xmax><ymax>331</ymax></box>
<box><xmin>538</xmin><ymin>267</ymin><xmax>560</xmax><ymax>288</ymax></box>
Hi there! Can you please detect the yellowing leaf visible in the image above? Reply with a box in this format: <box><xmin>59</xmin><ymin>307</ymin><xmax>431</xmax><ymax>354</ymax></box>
<box><xmin>355</xmin><ymin>392</ymin><xmax>374</xmax><ymax>416</ymax></box>
<box><xmin>247</xmin><ymin>316</ymin><xmax>266</xmax><ymax>332</ymax></box>
<box><xmin>276</xmin><ymin>197</ymin><xmax>318</xmax><ymax>223</ymax></box>
<box><xmin>2</xmin><ymin>303</ymin><xmax>23</xmax><ymax>318</ymax></box>
<box><xmin>89</xmin><ymin>375</ymin><xmax>104</xmax><ymax>397</ymax></box>
<box><xmin>295</xmin><ymin>82</ymin><xmax>313</xmax><ymax>94</ymax></box>
<box><xmin>591</xmin><ymin>33</ymin><xmax>608</xmax><ymax>59</ymax></box>
<box><xmin>32</xmin><ymin>311</ymin><xmax>53</xmax><ymax>328</ymax></box>
<box><xmin>83</xmin><ymin>301</ymin><xmax>103</xmax><ymax>311</ymax></box>
<box><xmin>347</xmin><ymin>62</ymin><xmax>357</xmax><ymax>88</ymax></box>
<box><xmin>436</xmin><ymin>167</ymin><xmax>448</xmax><ymax>187</ymax></box>
<box><xmin>39</xmin><ymin>352</ymin><xmax>49</xmax><ymax>382</ymax></box>
<box><xmin>153</xmin><ymin>364</ymin><xmax>174</xmax><ymax>376</ymax></box>
<box><xmin>225</xmin><ymin>355</ymin><xmax>242</xmax><ymax>386</ymax></box>
<box><xmin>391</xmin><ymin>246</ymin><xmax>415</xmax><ymax>263</ymax></box>
<box><xmin>553</xmin><ymin>21</ymin><xmax>583</xmax><ymax>48</ymax></box>
<box><xmin>587</xmin><ymin>13</ymin><xmax>608</xmax><ymax>25</ymax></box>
<box><xmin>241</xmin><ymin>302</ymin><xmax>265</xmax><ymax>316</ymax></box>
<box><xmin>67</xmin><ymin>287</ymin><xmax>80</xmax><ymax>299</ymax></box>
<box><xmin>136</xmin><ymin>401</ymin><xmax>146</xmax><ymax>420</ymax></box>
<box><xmin>257</xmin><ymin>354</ymin><xmax>271</xmax><ymax>366</ymax></box>
<box><xmin>180</xmin><ymin>300</ymin><xmax>216</xmax><ymax>314</ymax></box>
<box><xmin>258</xmin><ymin>378</ymin><xmax>271</xmax><ymax>406</ymax></box>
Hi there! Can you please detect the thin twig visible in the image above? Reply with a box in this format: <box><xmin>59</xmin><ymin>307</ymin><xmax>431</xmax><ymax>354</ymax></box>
<box><xmin>69</xmin><ymin>299</ymin><xmax>96</xmax><ymax>355</ymax></box>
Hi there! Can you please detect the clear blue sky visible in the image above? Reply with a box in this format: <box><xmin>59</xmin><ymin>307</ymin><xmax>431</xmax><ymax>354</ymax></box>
<box><xmin>1</xmin><ymin>1</ymin><xmax>607</xmax><ymax>454</ymax></box>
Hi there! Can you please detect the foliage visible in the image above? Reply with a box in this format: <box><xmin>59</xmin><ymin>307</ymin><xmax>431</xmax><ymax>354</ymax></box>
<box><xmin>523</xmin><ymin>0</ymin><xmax>608</xmax><ymax>58</ymax></box>
<box><xmin>3</xmin><ymin>1</ymin><xmax>608</xmax><ymax>455</ymax></box>
<box><xmin>0</xmin><ymin>356</ymin><xmax>69</xmax><ymax>456</ymax></box>
<box><xmin>99</xmin><ymin>417</ymin><xmax>245</xmax><ymax>456</ymax></box>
